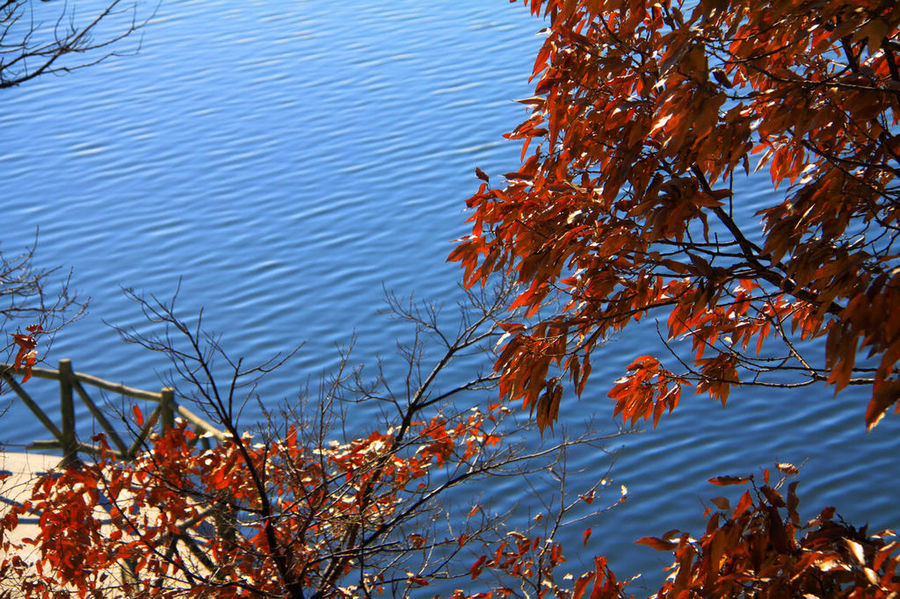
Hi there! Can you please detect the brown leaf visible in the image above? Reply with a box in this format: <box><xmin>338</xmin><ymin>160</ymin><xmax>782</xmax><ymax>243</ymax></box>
<box><xmin>535</xmin><ymin>380</ymin><xmax>562</xmax><ymax>433</ymax></box>
<box><xmin>761</xmin><ymin>485</ymin><xmax>786</xmax><ymax>508</ymax></box>
<box><xmin>776</xmin><ymin>462</ymin><xmax>799</xmax><ymax>475</ymax></box>
<box><xmin>710</xmin><ymin>496</ymin><xmax>731</xmax><ymax>511</ymax></box>
<box><xmin>635</xmin><ymin>536</ymin><xmax>678</xmax><ymax>551</ymax></box>
<box><xmin>708</xmin><ymin>475</ymin><xmax>751</xmax><ymax>486</ymax></box>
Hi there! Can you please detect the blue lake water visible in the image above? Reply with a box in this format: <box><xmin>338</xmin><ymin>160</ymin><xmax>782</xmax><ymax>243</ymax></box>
<box><xmin>2</xmin><ymin>0</ymin><xmax>899</xmax><ymax>592</ymax></box>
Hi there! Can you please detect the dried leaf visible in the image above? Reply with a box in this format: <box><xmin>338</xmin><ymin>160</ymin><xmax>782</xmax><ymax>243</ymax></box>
<box><xmin>708</xmin><ymin>475</ymin><xmax>751</xmax><ymax>486</ymax></box>
<box><xmin>635</xmin><ymin>536</ymin><xmax>678</xmax><ymax>551</ymax></box>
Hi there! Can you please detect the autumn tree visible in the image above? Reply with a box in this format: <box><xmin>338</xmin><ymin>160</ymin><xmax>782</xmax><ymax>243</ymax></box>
<box><xmin>450</xmin><ymin>0</ymin><xmax>900</xmax><ymax>431</ymax></box>
<box><xmin>0</xmin><ymin>283</ymin><xmax>623</xmax><ymax>598</ymax></box>
<box><xmin>447</xmin><ymin>3</ymin><xmax>900</xmax><ymax>594</ymax></box>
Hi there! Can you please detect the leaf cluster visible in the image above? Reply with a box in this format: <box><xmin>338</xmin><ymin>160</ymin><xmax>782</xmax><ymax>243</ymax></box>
<box><xmin>450</xmin><ymin>0</ymin><xmax>900</xmax><ymax>430</ymax></box>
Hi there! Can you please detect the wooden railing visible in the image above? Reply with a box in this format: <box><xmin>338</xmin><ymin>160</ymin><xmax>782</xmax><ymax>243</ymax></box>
<box><xmin>0</xmin><ymin>359</ymin><xmax>226</xmax><ymax>465</ymax></box>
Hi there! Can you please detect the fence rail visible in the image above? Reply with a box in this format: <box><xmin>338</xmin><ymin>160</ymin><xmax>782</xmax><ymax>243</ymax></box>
<box><xmin>1</xmin><ymin>359</ymin><xmax>226</xmax><ymax>465</ymax></box>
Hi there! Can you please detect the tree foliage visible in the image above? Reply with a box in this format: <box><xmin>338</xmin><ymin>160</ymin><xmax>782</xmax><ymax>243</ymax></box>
<box><xmin>0</xmin><ymin>286</ymin><xmax>623</xmax><ymax>598</ymax></box>
<box><xmin>636</xmin><ymin>468</ymin><xmax>900</xmax><ymax>598</ymax></box>
<box><xmin>8</xmin><ymin>438</ymin><xmax>899</xmax><ymax>597</ymax></box>
<box><xmin>449</xmin><ymin>0</ymin><xmax>900</xmax><ymax>431</ymax></box>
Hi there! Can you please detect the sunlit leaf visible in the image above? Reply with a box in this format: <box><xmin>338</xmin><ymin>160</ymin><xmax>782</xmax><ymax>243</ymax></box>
<box><xmin>635</xmin><ymin>536</ymin><xmax>678</xmax><ymax>551</ymax></box>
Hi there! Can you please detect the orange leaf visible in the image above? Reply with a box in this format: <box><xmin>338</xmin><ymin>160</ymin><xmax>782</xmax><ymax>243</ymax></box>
<box><xmin>573</xmin><ymin>572</ymin><xmax>594</xmax><ymax>599</ymax></box>
<box><xmin>733</xmin><ymin>490</ymin><xmax>754</xmax><ymax>518</ymax></box>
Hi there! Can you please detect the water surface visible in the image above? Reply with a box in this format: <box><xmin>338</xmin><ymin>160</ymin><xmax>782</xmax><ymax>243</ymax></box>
<box><xmin>2</xmin><ymin>0</ymin><xmax>898</xmax><ymax>591</ymax></box>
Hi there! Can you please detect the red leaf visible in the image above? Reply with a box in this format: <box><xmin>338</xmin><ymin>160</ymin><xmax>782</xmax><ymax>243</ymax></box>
<box><xmin>17</xmin><ymin>350</ymin><xmax>37</xmax><ymax>383</ymax></box>
<box><xmin>470</xmin><ymin>555</ymin><xmax>487</xmax><ymax>579</ymax></box>
<box><xmin>11</xmin><ymin>333</ymin><xmax>38</xmax><ymax>382</ymax></box>
<box><xmin>133</xmin><ymin>405</ymin><xmax>144</xmax><ymax>427</ymax></box>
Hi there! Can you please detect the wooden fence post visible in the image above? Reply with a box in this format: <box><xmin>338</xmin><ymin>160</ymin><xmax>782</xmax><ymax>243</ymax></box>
<box><xmin>160</xmin><ymin>388</ymin><xmax>175</xmax><ymax>432</ymax></box>
<box><xmin>58</xmin><ymin>359</ymin><xmax>78</xmax><ymax>467</ymax></box>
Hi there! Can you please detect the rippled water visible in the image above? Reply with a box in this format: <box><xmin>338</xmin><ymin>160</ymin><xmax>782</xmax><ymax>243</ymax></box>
<box><xmin>3</xmin><ymin>0</ymin><xmax>899</xmax><ymax>591</ymax></box>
